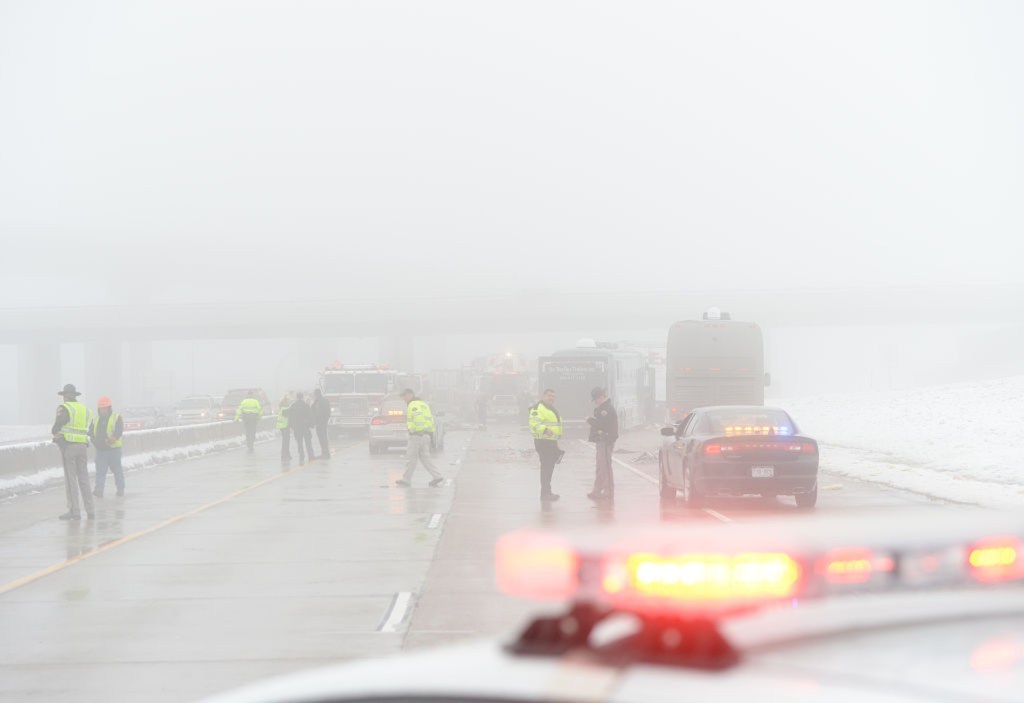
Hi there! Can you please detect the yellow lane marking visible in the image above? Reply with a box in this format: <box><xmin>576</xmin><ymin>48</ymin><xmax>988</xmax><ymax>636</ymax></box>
<box><xmin>0</xmin><ymin>444</ymin><xmax>348</xmax><ymax>597</ymax></box>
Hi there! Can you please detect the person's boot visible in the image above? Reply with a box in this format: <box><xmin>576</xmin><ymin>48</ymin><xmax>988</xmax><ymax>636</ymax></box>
<box><xmin>429</xmin><ymin>478</ymin><xmax>445</xmax><ymax>487</ymax></box>
<box><xmin>59</xmin><ymin>512</ymin><xmax>80</xmax><ymax>521</ymax></box>
<box><xmin>542</xmin><ymin>493</ymin><xmax>560</xmax><ymax>502</ymax></box>
<box><xmin>93</xmin><ymin>490</ymin><xmax>102</xmax><ymax>498</ymax></box>
<box><xmin>116</xmin><ymin>490</ymin><xmax>125</xmax><ymax>497</ymax></box>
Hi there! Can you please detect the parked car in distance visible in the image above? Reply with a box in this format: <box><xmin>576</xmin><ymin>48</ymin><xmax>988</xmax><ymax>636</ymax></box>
<box><xmin>659</xmin><ymin>405</ymin><xmax>819</xmax><ymax>508</ymax></box>
<box><xmin>368</xmin><ymin>397</ymin><xmax>446</xmax><ymax>455</ymax></box>
<box><xmin>175</xmin><ymin>395</ymin><xmax>220</xmax><ymax>425</ymax></box>
<box><xmin>121</xmin><ymin>406</ymin><xmax>170</xmax><ymax>431</ymax></box>
<box><xmin>218</xmin><ymin>388</ymin><xmax>272</xmax><ymax>420</ymax></box>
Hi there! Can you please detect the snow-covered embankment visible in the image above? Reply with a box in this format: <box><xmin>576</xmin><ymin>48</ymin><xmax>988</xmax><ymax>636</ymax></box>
<box><xmin>779</xmin><ymin>376</ymin><xmax>1024</xmax><ymax>507</ymax></box>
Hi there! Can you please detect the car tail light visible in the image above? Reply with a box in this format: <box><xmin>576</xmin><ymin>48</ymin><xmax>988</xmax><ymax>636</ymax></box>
<box><xmin>370</xmin><ymin>417</ymin><xmax>384</xmax><ymax>426</ymax></box>
<box><xmin>704</xmin><ymin>443</ymin><xmax>735</xmax><ymax>455</ymax></box>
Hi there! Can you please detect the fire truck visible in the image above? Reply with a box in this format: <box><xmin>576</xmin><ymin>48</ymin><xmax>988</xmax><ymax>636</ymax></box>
<box><xmin>318</xmin><ymin>363</ymin><xmax>403</xmax><ymax>433</ymax></box>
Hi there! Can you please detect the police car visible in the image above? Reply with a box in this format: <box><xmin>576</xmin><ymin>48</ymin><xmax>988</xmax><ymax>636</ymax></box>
<box><xmin>660</xmin><ymin>405</ymin><xmax>819</xmax><ymax>508</ymax></box>
<box><xmin>368</xmin><ymin>397</ymin><xmax>446</xmax><ymax>455</ymax></box>
<box><xmin>203</xmin><ymin>511</ymin><xmax>1023</xmax><ymax>702</ymax></box>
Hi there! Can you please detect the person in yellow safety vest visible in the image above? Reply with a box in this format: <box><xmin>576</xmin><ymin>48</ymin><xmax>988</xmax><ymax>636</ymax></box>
<box><xmin>277</xmin><ymin>394</ymin><xmax>292</xmax><ymax>465</ymax></box>
<box><xmin>529</xmin><ymin>388</ymin><xmax>563</xmax><ymax>503</ymax></box>
<box><xmin>89</xmin><ymin>395</ymin><xmax>125</xmax><ymax>498</ymax></box>
<box><xmin>51</xmin><ymin>383</ymin><xmax>95</xmax><ymax>520</ymax></box>
<box><xmin>396</xmin><ymin>388</ymin><xmax>444</xmax><ymax>488</ymax></box>
<box><xmin>235</xmin><ymin>391</ymin><xmax>263</xmax><ymax>453</ymax></box>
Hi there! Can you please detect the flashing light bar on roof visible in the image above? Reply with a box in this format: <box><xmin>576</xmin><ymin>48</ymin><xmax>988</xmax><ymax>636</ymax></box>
<box><xmin>603</xmin><ymin>552</ymin><xmax>801</xmax><ymax>603</ymax></box>
<box><xmin>969</xmin><ymin>537</ymin><xmax>1022</xmax><ymax>583</ymax></box>
<box><xmin>495</xmin><ymin>516</ymin><xmax>1024</xmax><ymax>616</ymax></box>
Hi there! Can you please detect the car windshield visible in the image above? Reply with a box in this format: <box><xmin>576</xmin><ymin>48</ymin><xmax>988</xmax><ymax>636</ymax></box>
<box><xmin>322</xmin><ymin>375</ymin><xmax>355</xmax><ymax>394</ymax></box>
<box><xmin>379</xmin><ymin>400</ymin><xmax>406</xmax><ymax>416</ymax></box>
<box><xmin>355</xmin><ymin>375</ymin><xmax>389</xmax><ymax>393</ymax></box>
<box><xmin>177</xmin><ymin>398</ymin><xmax>212</xmax><ymax>410</ymax></box>
<box><xmin>221</xmin><ymin>391</ymin><xmax>251</xmax><ymax>406</ymax></box>
<box><xmin>323</xmin><ymin>374</ymin><xmax>389</xmax><ymax>394</ymax></box>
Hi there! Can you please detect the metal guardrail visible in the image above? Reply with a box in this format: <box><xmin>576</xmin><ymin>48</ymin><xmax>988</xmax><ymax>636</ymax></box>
<box><xmin>0</xmin><ymin>416</ymin><xmax>276</xmax><ymax>479</ymax></box>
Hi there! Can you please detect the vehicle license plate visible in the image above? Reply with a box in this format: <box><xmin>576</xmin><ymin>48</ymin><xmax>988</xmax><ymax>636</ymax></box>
<box><xmin>752</xmin><ymin>466</ymin><xmax>774</xmax><ymax>478</ymax></box>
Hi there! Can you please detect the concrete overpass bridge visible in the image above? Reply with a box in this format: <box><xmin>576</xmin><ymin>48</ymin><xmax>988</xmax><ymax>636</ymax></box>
<box><xmin>3</xmin><ymin>284</ymin><xmax>1020</xmax><ymax>421</ymax></box>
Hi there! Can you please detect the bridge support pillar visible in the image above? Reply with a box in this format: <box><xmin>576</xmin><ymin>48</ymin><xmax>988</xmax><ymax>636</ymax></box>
<box><xmin>17</xmin><ymin>343</ymin><xmax>62</xmax><ymax>424</ymax></box>
<box><xmin>379</xmin><ymin>335</ymin><xmax>416</xmax><ymax>373</ymax></box>
<box><xmin>85</xmin><ymin>340</ymin><xmax>123</xmax><ymax>406</ymax></box>
<box><xmin>126</xmin><ymin>341</ymin><xmax>154</xmax><ymax>405</ymax></box>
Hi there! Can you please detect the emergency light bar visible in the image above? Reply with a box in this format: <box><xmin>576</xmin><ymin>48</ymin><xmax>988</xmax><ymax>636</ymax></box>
<box><xmin>496</xmin><ymin>512</ymin><xmax>1024</xmax><ymax>616</ymax></box>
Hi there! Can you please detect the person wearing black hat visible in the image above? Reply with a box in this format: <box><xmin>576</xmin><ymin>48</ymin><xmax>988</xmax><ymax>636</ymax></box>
<box><xmin>586</xmin><ymin>387</ymin><xmax>618</xmax><ymax>503</ymax></box>
<box><xmin>51</xmin><ymin>384</ymin><xmax>95</xmax><ymax>520</ymax></box>
<box><xmin>311</xmin><ymin>388</ymin><xmax>331</xmax><ymax>460</ymax></box>
<box><xmin>288</xmin><ymin>391</ymin><xmax>316</xmax><ymax>464</ymax></box>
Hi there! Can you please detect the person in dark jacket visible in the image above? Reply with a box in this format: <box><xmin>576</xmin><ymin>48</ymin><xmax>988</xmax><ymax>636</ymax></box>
<box><xmin>287</xmin><ymin>392</ymin><xmax>315</xmax><ymax>464</ymax></box>
<box><xmin>586</xmin><ymin>387</ymin><xmax>618</xmax><ymax>503</ymax></box>
<box><xmin>311</xmin><ymin>388</ymin><xmax>331</xmax><ymax>460</ymax></box>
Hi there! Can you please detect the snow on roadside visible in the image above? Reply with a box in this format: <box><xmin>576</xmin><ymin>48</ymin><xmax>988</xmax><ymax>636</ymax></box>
<box><xmin>0</xmin><ymin>431</ymin><xmax>275</xmax><ymax>499</ymax></box>
<box><xmin>776</xmin><ymin>376</ymin><xmax>1024</xmax><ymax>507</ymax></box>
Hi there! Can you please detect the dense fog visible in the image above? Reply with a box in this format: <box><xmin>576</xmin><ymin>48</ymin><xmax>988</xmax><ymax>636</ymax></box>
<box><xmin>2</xmin><ymin>1</ymin><xmax>1022</xmax><ymax>420</ymax></box>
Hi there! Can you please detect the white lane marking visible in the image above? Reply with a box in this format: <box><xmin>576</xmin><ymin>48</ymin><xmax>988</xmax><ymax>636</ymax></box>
<box><xmin>578</xmin><ymin>439</ymin><xmax>658</xmax><ymax>486</ymax></box>
<box><xmin>580</xmin><ymin>440</ymin><xmax>736</xmax><ymax>523</ymax></box>
<box><xmin>378</xmin><ymin>591</ymin><xmax>414</xmax><ymax>633</ymax></box>
<box><xmin>427</xmin><ymin>513</ymin><xmax>443</xmax><ymax>529</ymax></box>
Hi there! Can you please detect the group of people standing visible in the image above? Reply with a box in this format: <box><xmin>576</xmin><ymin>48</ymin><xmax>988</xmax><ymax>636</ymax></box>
<box><xmin>52</xmin><ymin>384</ymin><xmax>126</xmax><ymax>521</ymax></box>
<box><xmin>529</xmin><ymin>386</ymin><xmax>618</xmax><ymax>505</ymax></box>
<box><xmin>275</xmin><ymin>389</ymin><xmax>331</xmax><ymax>465</ymax></box>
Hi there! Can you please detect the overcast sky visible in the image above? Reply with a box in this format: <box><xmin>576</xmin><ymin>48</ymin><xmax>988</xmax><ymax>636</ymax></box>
<box><xmin>2</xmin><ymin>0</ymin><xmax>1022</xmax><ymax>305</ymax></box>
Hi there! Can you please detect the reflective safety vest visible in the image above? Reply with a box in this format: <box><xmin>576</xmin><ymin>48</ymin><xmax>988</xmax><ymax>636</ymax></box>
<box><xmin>90</xmin><ymin>412</ymin><xmax>122</xmax><ymax>449</ymax></box>
<box><xmin>406</xmin><ymin>399</ymin><xmax>435</xmax><ymax>434</ymax></box>
<box><xmin>529</xmin><ymin>402</ymin><xmax>562</xmax><ymax>441</ymax></box>
<box><xmin>61</xmin><ymin>402</ymin><xmax>91</xmax><ymax>444</ymax></box>
<box><xmin>276</xmin><ymin>404</ymin><xmax>289</xmax><ymax>430</ymax></box>
<box><xmin>236</xmin><ymin>398</ymin><xmax>262</xmax><ymax>419</ymax></box>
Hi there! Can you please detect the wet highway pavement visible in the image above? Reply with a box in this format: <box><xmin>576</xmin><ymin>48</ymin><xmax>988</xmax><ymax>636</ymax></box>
<box><xmin>0</xmin><ymin>425</ymin><xmax>947</xmax><ymax>701</ymax></box>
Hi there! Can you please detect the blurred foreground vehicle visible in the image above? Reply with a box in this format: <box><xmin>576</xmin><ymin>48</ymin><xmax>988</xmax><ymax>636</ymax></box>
<box><xmin>120</xmin><ymin>406</ymin><xmax>170</xmax><ymax>431</ymax></box>
<box><xmin>219</xmin><ymin>388</ymin><xmax>272</xmax><ymax>420</ymax></box>
<box><xmin>659</xmin><ymin>405</ymin><xmax>818</xmax><ymax>507</ymax></box>
<box><xmin>367</xmin><ymin>396</ymin><xmax>446</xmax><ymax>455</ymax></box>
<box><xmin>202</xmin><ymin>511</ymin><xmax>1024</xmax><ymax>703</ymax></box>
<box><xmin>174</xmin><ymin>395</ymin><xmax>220</xmax><ymax>425</ymax></box>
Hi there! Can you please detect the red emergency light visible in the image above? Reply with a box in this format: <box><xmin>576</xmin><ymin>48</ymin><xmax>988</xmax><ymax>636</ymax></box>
<box><xmin>968</xmin><ymin>537</ymin><xmax>1022</xmax><ymax>583</ymax></box>
<box><xmin>495</xmin><ymin>518</ymin><xmax>1024</xmax><ymax>616</ymax></box>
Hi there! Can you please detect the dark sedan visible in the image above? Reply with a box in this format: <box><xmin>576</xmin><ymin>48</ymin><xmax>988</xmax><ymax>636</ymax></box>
<box><xmin>659</xmin><ymin>405</ymin><xmax>818</xmax><ymax>508</ymax></box>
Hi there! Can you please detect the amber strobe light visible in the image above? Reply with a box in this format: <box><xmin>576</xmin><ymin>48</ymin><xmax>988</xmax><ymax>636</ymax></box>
<box><xmin>604</xmin><ymin>552</ymin><xmax>801</xmax><ymax>602</ymax></box>
<box><xmin>969</xmin><ymin>538</ymin><xmax>1022</xmax><ymax>583</ymax></box>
